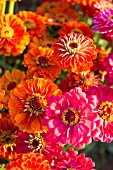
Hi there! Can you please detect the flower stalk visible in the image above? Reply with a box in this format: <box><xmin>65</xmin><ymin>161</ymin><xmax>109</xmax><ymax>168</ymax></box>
<box><xmin>8</xmin><ymin>0</ymin><xmax>16</xmax><ymax>14</ymax></box>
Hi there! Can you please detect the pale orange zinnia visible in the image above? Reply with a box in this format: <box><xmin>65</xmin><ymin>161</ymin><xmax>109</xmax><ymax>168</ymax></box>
<box><xmin>8</xmin><ymin>78</ymin><xmax>62</xmax><ymax>134</ymax></box>
<box><xmin>0</xmin><ymin>14</ymin><xmax>30</xmax><ymax>56</ymax></box>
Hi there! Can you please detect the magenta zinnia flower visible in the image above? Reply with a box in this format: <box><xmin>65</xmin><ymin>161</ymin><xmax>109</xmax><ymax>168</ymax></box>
<box><xmin>103</xmin><ymin>52</ymin><xmax>113</xmax><ymax>86</ymax></box>
<box><xmin>51</xmin><ymin>147</ymin><xmax>95</xmax><ymax>170</ymax></box>
<box><xmin>93</xmin><ymin>10</ymin><xmax>113</xmax><ymax>41</ymax></box>
<box><xmin>43</xmin><ymin>87</ymin><xmax>99</xmax><ymax>149</ymax></box>
<box><xmin>88</xmin><ymin>85</ymin><xmax>113</xmax><ymax>143</ymax></box>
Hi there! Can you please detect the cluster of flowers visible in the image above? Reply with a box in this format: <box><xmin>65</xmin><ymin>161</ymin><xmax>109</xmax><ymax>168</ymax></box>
<box><xmin>0</xmin><ymin>0</ymin><xmax>113</xmax><ymax>169</ymax></box>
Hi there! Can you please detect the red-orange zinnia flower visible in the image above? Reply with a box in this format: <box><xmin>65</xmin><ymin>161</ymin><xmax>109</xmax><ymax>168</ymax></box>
<box><xmin>0</xmin><ymin>70</ymin><xmax>26</xmax><ymax>109</ymax></box>
<box><xmin>17</xmin><ymin>11</ymin><xmax>46</xmax><ymax>38</ymax></box>
<box><xmin>0</xmin><ymin>14</ymin><xmax>30</xmax><ymax>56</ymax></box>
<box><xmin>52</xmin><ymin>32</ymin><xmax>97</xmax><ymax>72</ymax></box>
<box><xmin>6</xmin><ymin>152</ymin><xmax>50</xmax><ymax>170</ymax></box>
<box><xmin>23</xmin><ymin>46</ymin><xmax>61</xmax><ymax>81</ymax></box>
<box><xmin>8</xmin><ymin>78</ymin><xmax>62</xmax><ymax>134</ymax></box>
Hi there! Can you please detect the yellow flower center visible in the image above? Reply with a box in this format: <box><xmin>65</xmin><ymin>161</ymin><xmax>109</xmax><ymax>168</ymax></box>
<box><xmin>71</xmin><ymin>28</ymin><xmax>83</xmax><ymax>34</ymax></box>
<box><xmin>28</xmin><ymin>133</ymin><xmax>46</xmax><ymax>152</ymax></box>
<box><xmin>62</xmin><ymin>107</ymin><xmax>80</xmax><ymax>126</ymax></box>
<box><xmin>36</xmin><ymin>56</ymin><xmax>50</xmax><ymax>68</ymax></box>
<box><xmin>1</xmin><ymin>26</ymin><xmax>14</xmax><ymax>38</ymax></box>
<box><xmin>56</xmin><ymin>13</ymin><xmax>68</xmax><ymax>23</ymax></box>
<box><xmin>24</xmin><ymin>19</ymin><xmax>36</xmax><ymax>30</ymax></box>
<box><xmin>66</xmin><ymin>40</ymin><xmax>80</xmax><ymax>54</ymax></box>
<box><xmin>99</xmin><ymin>101</ymin><xmax>113</xmax><ymax>122</ymax></box>
<box><xmin>108</xmin><ymin>15</ymin><xmax>113</xmax><ymax>20</ymax></box>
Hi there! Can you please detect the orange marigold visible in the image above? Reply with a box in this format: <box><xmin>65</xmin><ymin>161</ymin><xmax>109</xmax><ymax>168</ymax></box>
<box><xmin>59</xmin><ymin>20</ymin><xmax>93</xmax><ymax>38</ymax></box>
<box><xmin>6</xmin><ymin>152</ymin><xmax>50</xmax><ymax>170</ymax></box>
<box><xmin>23</xmin><ymin>46</ymin><xmax>61</xmax><ymax>81</ymax></box>
<box><xmin>0</xmin><ymin>84</ymin><xmax>5</xmax><ymax>110</ymax></box>
<box><xmin>0</xmin><ymin>70</ymin><xmax>26</xmax><ymax>108</ymax></box>
<box><xmin>17</xmin><ymin>11</ymin><xmax>46</xmax><ymax>38</ymax></box>
<box><xmin>0</xmin><ymin>113</ymin><xmax>18</xmax><ymax>161</ymax></box>
<box><xmin>8</xmin><ymin>78</ymin><xmax>62</xmax><ymax>133</ymax></box>
<box><xmin>52</xmin><ymin>33</ymin><xmax>97</xmax><ymax>72</ymax></box>
<box><xmin>0</xmin><ymin>14</ymin><xmax>30</xmax><ymax>56</ymax></box>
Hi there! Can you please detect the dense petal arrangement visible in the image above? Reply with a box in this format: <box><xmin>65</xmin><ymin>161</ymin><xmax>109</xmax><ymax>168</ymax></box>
<box><xmin>93</xmin><ymin>10</ymin><xmax>113</xmax><ymax>40</ymax></box>
<box><xmin>0</xmin><ymin>84</ymin><xmax>5</xmax><ymax>110</ymax></box>
<box><xmin>0</xmin><ymin>14</ymin><xmax>30</xmax><ymax>56</ymax></box>
<box><xmin>8</xmin><ymin>78</ymin><xmax>62</xmax><ymax>133</ymax></box>
<box><xmin>43</xmin><ymin>87</ymin><xmax>98</xmax><ymax>149</ymax></box>
<box><xmin>23</xmin><ymin>46</ymin><xmax>61</xmax><ymax>81</ymax></box>
<box><xmin>6</xmin><ymin>152</ymin><xmax>50</xmax><ymax>170</ymax></box>
<box><xmin>52</xmin><ymin>33</ymin><xmax>97</xmax><ymax>72</ymax></box>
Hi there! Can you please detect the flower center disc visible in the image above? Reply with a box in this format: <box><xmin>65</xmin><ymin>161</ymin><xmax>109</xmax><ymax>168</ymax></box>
<box><xmin>71</xmin><ymin>28</ymin><xmax>83</xmax><ymax>34</ymax></box>
<box><xmin>36</xmin><ymin>56</ymin><xmax>50</xmax><ymax>68</ymax></box>
<box><xmin>67</xmin><ymin>40</ymin><xmax>79</xmax><ymax>54</ymax></box>
<box><xmin>1</xmin><ymin>26</ymin><xmax>14</xmax><ymax>38</ymax></box>
<box><xmin>24</xmin><ymin>19</ymin><xmax>36</xmax><ymax>30</ymax></box>
<box><xmin>7</xmin><ymin>82</ymin><xmax>17</xmax><ymax>91</ymax></box>
<box><xmin>99</xmin><ymin>101</ymin><xmax>113</xmax><ymax>122</ymax></box>
<box><xmin>62</xmin><ymin>108</ymin><xmax>80</xmax><ymax>126</ymax></box>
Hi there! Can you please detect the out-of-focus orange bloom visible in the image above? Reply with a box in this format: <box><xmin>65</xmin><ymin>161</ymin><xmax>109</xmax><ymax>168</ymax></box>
<box><xmin>6</xmin><ymin>152</ymin><xmax>50</xmax><ymax>170</ymax></box>
<box><xmin>23</xmin><ymin>46</ymin><xmax>61</xmax><ymax>81</ymax></box>
<box><xmin>0</xmin><ymin>113</ymin><xmax>18</xmax><ymax>161</ymax></box>
<box><xmin>17</xmin><ymin>11</ymin><xmax>46</xmax><ymax>38</ymax></box>
<box><xmin>0</xmin><ymin>84</ymin><xmax>5</xmax><ymax>110</ymax></box>
<box><xmin>8</xmin><ymin>78</ymin><xmax>62</xmax><ymax>134</ymax></box>
<box><xmin>28</xmin><ymin>34</ymin><xmax>56</xmax><ymax>49</ymax></box>
<box><xmin>62</xmin><ymin>0</ymin><xmax>97</xmax><ymax>6</ymax></box>
<box><xmin>0</xmin><ymin>70</ymin><xmax>26</xmax><ymax>108</ymax></box>
<box><xmin>0</xmin><ymin>14</ymin><xmax>30</xmax><ymax>56</ymax></box>
<box><xmin>59</xmin><ymin>20</ymin><xmax>93</xmax><ymax>38</ymax></box>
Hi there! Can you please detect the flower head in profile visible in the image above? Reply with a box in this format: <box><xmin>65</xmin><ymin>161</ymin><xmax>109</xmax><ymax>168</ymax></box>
<box><xmin>17</xmin><ymin>11</ymin><xmax>46</xmax><ymax>38</ymax></box>
<box><xmin>59</xmin><ymin>20</ymin><xmax>93</xmax><ymax>38</ymax></box>
<box><xmin>88</xmin><ymin>85</ymin><xmax>113</xmax><ymax>143</ymax></box>
<box><xmin>0</xmin><ymin>70</ymin><xmax>26</xmax><ymax>108</ymax></box>
<box><xmin>6</xmin><ymin>152</ymin><xmax>50</xmax><ymax>170</ymax></box>
<box><xmin>8</xmin><ymin>78</ymin><xmax>62</xmax><ymax>134</ymax></box>
<box><xmin>0</xmin><ymin>113</ymin><xmax>18</xmax><ymax>161</ymax></box>
<box><xmin>0</xmin><ymin>14</ymin><xmax>30</xmax><ymax>56</ymax></box>
<box><xmin>23</xmin><ymin>46</ymin><xmax>61</xmax><ymax>81</ymax></box>
<box><xmin>51</xmin><ymin>147</ymin><xmax>95</xmax><ymax>170</ymax></box>
<box><xmin>52</xmin><ymin>33</ymin><xmax>97</xmax><ymax>72</ymax></box>
<box><xmin>43</xmin><ymin>87</ymin><xmax>98</xmax><ymax>149</ymax></box>
<box><xmin>93</xmin><ymin>10</ymin><xmax>113</xmax><ymax>41</ymax></box>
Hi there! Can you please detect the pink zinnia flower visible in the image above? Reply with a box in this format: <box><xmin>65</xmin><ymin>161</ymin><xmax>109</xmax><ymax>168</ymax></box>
<box><xmin>88</xmin><ymin>85</ymin><xmax>113</xmax><ymax>142</ymax></box>
<box><xmin>43</xmin><ymin>87</ymin><xmax>99</xmax><ymax>149</ymax></box>
<box><xmin>51</xmin><ymin>147</ymin><xmax>95</xmax><ymax>170</ymax></box>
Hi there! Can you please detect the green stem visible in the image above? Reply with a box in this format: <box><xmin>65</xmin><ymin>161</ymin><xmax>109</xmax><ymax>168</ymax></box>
<box><xmin>1</xmin><ymin>1</ymin><xmax>6</xmax><ymax>14</ymax></box>
<box><xmin>8</xmin><ymin>0</ymin><xmax>15</xmax><ymax>15</ymax></box>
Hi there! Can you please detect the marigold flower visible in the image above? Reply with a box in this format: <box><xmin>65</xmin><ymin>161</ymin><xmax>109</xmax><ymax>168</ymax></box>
<box><xmin>23</xmin><ymin>46</ymin><xmax>61</xmax><ymax>81</ymax></box>
<box><xmin>0</xmin><ymin>70</ymin><xmax>26</xmax><ymax>109</ymax></box>
<box><xmin>51</xmin><ymin>147</ymin><xmax>95</xmax><ymax>170</ymax></box>
<box><xmin>59</xmin><ymin>20</ymin><xmax>93</xmax><ymax>38</ymax></box>
<box><xmin>52</xmin><ymin>33</ymin><xmax>97</xmax><ymax>72</ymax></box>
<box><xmin>0</xmin><ymin>113</ymin><xmax>18</xmax><ymax>161</ymax></box>
<box><xmin>6</xmin><ymin>152</ymin><xmax>50</xmax><ymax>170</ymax></box>
<box><xmin>0</xmin><ymin>14</ymin><xmax>30</xmax><ymax>56</ymax></box>
<box><xmin>0</xmin><ymin>84</ymin><xmax>5</xmax><ymax>110</ymax></box>
<box><xmin>17</xmin><ymin>11</ymin><xmax>46</xmax><ymax>38</ymax></box>
<box><xmin>92</xmin><ymin>10</ymin><xmax>113</xmax><ymax>41</ymax></box>
<box><xmin>43</xmin><ymin>87</ymin><xmax>98</xmax><ymax>149</ymax></box>
<box><xmin>8</xmin><ymin>78</ymin><xmax>62</xmax><ymax>134</ymax></box>
<box><xmin>88</xmin><ymin>86</ymin><xmax>113</xmax><ymax>143</ymax></box>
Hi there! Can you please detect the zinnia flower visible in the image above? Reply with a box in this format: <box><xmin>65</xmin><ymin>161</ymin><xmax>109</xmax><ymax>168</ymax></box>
<box><xmin>88</xmin><ymin>85</ymin><xmax>113</xmax><ymax>143</ymax></box>
<box><xmin>92</xmin><ymin>10</ymin><xmax>113</xmax><ymax>41</ymax></box>
<box><xmin>52</xmin><ymin>33</ymin><xmax>97</xmax><ymax>72</ymax></box>
<box><xmin>0</xmin><ymin>14</ymin><xmax>30</xmax><ymax>56</ymax></box>
<box><xmin>59</xmin><ymin>20</ymin><xmax>93</xmax><ymax>38</ymax></box>
<box><xmin>23</xmin><ymin>46</ymin><xmax>61</xmax><ymax>81</ymax></box>
<box><xmin>0</xmin><ymin>113</ymin><xmax>18</xmax><ymax>161</ymax></box>
<box><xmin>43</xmin><ymin>87</ymin><xmax>98</xmax><ymax>149</ymax></box>
<box><xmin>8</xmin><ymin>77</ymin><xmax>62</xmax><ymax>134</ymax></box>
<box><xmin>17</xmin><ymin>11</ymin><xmax>46</xmax><ymax>38</ymax></box>
<box><xmin>0</xmin><ymin>70</ymin><xmax>26</xmax><ymax>108</ymax></box>
<box><xmin>51</xmin><ymin>147</ymin><xmax>95</xmax><ymax>170</ymax></box>
<box><xmin>6</xmin><ymin>152</ymin><xmax>50</xmax><ymax>170</ymax></box>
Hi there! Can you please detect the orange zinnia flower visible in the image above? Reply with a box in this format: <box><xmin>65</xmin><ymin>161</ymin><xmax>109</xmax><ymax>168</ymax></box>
<box><xmin>23</xmin><ymin>46</ymin><xmax>61</xmax><ymax>81</ymax></box>
<box><xmin>17</xmin><ymin>11</ymin><xmax>46</xmax><ymax>38</ymax></box>
<box><xmin>0</xmin><ymin>113</ymin><xmax>18</xmax><ymax>161</ymax></box>
<box><xmin>6</xmin><ymin>152</ymin><xmax>50</xmax><ymax>170</ymax></box>
<box><xmin>0</xmin><ymin>70</ymin><xmax>26</xmax><ymax>108</ymax></box>
<box><xmin>0</xmin><ymin>84</ymin><xmax>5</xmax><ymax>110</ymax></box>
<box><xmin>8</xmin><ymin>78</ymin><xmax>62</xmax><ymax>134</ymax></box>
<box><xmin>0</xmin><ymin>14</ymin><xmax>30</xmax><ymax>56</ymax></box>
<box><xmin>59</xmin><ymin>20</ymin><xmax>93</xmax><ymax>38</ymax></box>
<box><xmin>52</xmin><ymin>33</ymin><xmax>97</xmax><ymax>72</ymax></box>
